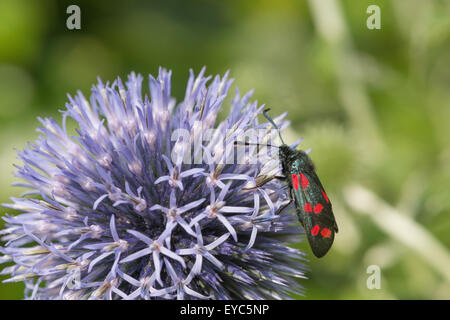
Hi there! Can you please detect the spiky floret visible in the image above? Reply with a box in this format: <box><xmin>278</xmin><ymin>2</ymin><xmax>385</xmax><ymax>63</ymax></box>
<box><xmin>0</xmin><ymin>68</ymin><xmax>305</xmax><ymax>299</ymax></box>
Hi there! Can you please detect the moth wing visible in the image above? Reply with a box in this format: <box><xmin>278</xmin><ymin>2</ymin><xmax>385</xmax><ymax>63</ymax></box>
<box><xmin>304</xmin><ymin>170</ymin><xmax>338</xmax><ymax>232</ymax></box>
<box><xmin>290</xmin><ymin>171</ymin><xmax>337</xmax><ymax>258</ymax></box>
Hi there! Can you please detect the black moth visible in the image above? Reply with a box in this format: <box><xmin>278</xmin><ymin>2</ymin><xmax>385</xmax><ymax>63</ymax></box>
<box><xmin>262</xmin><ymin>109</ymin><xmax>338</xmax><ymax>258</ymax></box>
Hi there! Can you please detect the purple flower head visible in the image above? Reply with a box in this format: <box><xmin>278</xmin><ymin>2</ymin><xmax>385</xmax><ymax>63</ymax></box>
<box><xmin>0</xmin><ymin>68</ymin><xmax>306</xmax><ymax>299</ymax></box>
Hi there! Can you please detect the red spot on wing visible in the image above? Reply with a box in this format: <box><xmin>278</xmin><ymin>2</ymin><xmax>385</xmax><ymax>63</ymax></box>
<box><xmin>321</xmin><ymin>190</ymin><xmax>329</xmax><ymax>203</ymax></box>
<box><xmin>321</xmin><ymin>228</ymin><xmax>332</xmax><ymax>238</ymax></box>
<box><xmin>311</xmin><ymin>225</ymin><xmax>320</xmax><ymax>236</ymax></box>
<box><xmin>313</xmin><ymin>204</ymin><xmax>324</xmax><ymax>214</ymax></box>
<box><xmin>300</xmin><ymin>173</ymin><xmax>309</xmax><ymax>189</ymax></box>
<box><xmin>292</xmin><ymin>174</ymin><xmax>299</xmax><ymax>190</ymax></box>
<box><xmin>303</xmin><ymin>203</ymin><xmax>312</xmax><ymax>213</ymax></box>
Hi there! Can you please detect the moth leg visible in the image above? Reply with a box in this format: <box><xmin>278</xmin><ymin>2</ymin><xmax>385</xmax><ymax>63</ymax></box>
<box><xmin>289</xmin><ymin>186</ymin><xmax>295</xmax><ymax>201</ymax></box>
<box><xmin>242</xmin><ymin>174</ymin><xmax>284</xmax><ymax>191</ymax></box>
<box><xmin>275</xmin><ymin>199</ymin><xmax>292</xmax><ymax>215</ymax></box>
<box><xmin>274</xmin><ymin>186</ymin><xmax>294</xmax><ymax>216</ymax></box>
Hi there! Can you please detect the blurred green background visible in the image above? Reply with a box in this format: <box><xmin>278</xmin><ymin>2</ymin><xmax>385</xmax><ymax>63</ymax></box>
<box><xmin>1</xmin><ymin>0</ymin><xmax>450</xmax><ymax>299</ymax></box>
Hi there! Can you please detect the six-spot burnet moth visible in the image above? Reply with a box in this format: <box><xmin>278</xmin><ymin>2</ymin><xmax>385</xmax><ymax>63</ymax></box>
<box><xmin>256</xmin><ymin>109</ymin><xmax>339</xmax><ymax>258</ymax></box>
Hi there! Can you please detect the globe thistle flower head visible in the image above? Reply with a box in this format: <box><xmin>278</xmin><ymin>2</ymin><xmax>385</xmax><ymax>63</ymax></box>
<box><xmin>0</xmin><ymin>67</ymin><xmax>306</xmax><ymax>299</ymax></box>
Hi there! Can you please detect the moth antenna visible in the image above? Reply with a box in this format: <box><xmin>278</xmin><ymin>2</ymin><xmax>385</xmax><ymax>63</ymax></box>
<box><xmin>263</xmin><ymin>108</ymin><xmax>285</xmax><ymax>145</ymax></box>
<box><xmin>233</xmin><ymin>141</ymin><xmax>278</xmax><ymax>148</ymax></box>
